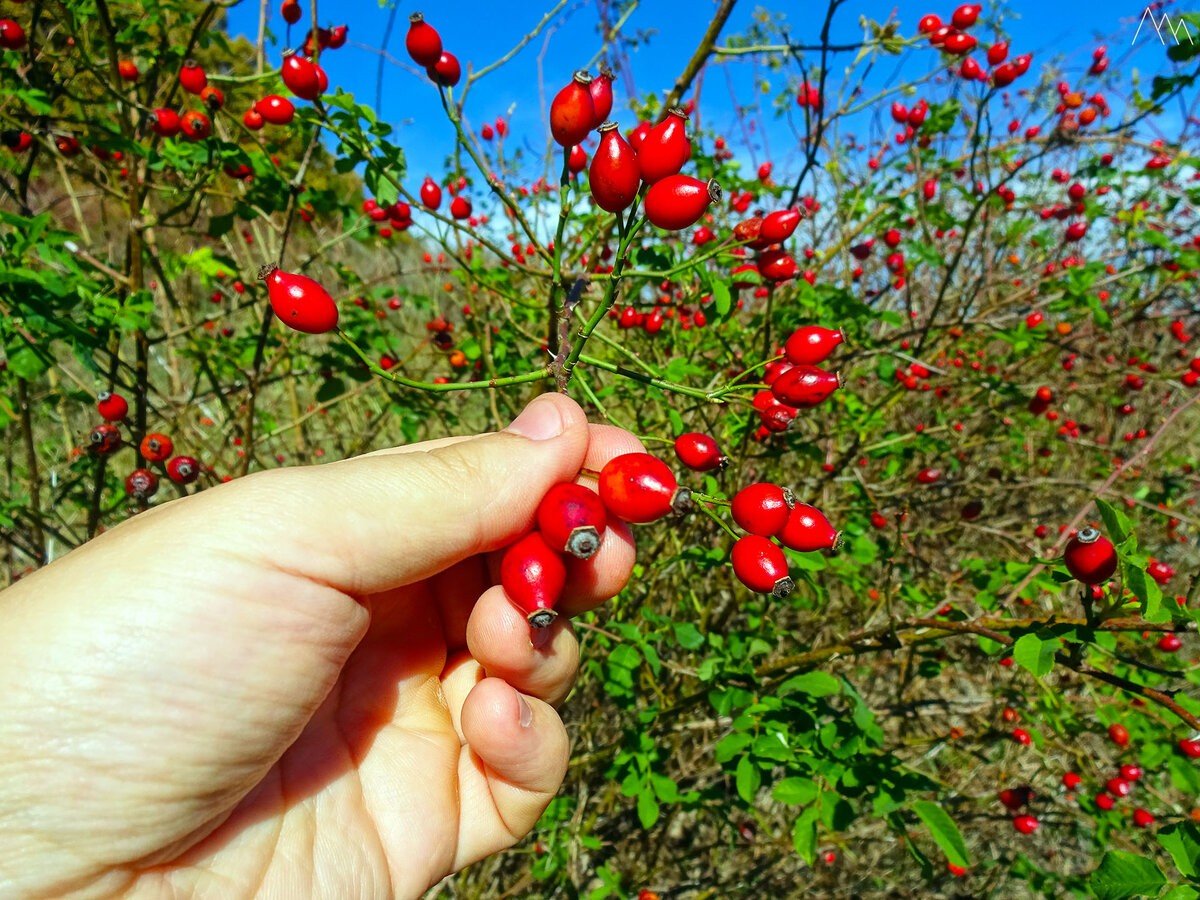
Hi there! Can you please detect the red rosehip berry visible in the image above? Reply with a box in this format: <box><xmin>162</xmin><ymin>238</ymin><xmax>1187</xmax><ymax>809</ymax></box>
<box><xmin>1062</xmin><ymin>772</ymin><xmax>1082</xmax><ymax>791</ymax></box>
<box><xmin>166</xmin><ymin>455</ymin><xmax>201</xmax><ymax>485</ymax></box>
<box><xmin>549</xmin><ymin>71</ymin><xmax>595</xmax><ymax>149</ymax></box>
<box><xmin>590</xmin><ymin>122</ymin><xmax>641</xmax><ymax>213</ymax></box>
<box><xmin>637</xmin><ymin>107</ymin><xmax>691</xmax><ymax>183</ymax></box>
<box><xmin>1012</xmin><ymin>814</ymin><xmax>1039</xmax><ymax>835</ymax></box>
<box><xmin>96</xmin><ymin>390</ymin><xmax>129</xmax><ymax>422</ymax></box>
<box><xmin>501</xmin><ymin>532</ymin><xmax>566</xmax><ymax>628</ymax></box>
<box><xmin>597</xmin><ymin>452</ymin><xmax>691</xmax><ymax>524</ymax></box>
<box><xmin>644</xmin><ymin>175</ymin><xmax>721</xmax><ymax>231</ymax></box>
<box><xmin>770</xmin><ymin>365</ymin><xmax>842</xmax><ymax>409</ymax></box>
<box><xmin>536</xmin><ymin>482</ymin><xmax>608</xmax><ymax>560</ymax></box>
<box><xmin>405</xmin><ymin>12</ymin><xmax>443</xmax><ymax>67</ymax></box>
<box><xmin>140</xmin><ymin>432</ymin><xmax>174</xmax><ymax>463</ymax></box>
<box><xmin>1011</xmin><ymin>727</ymin><xmax>1032</xmax><ymax>746</ymax></box>
<box><xmin>89</xmin><ymin>423</ymin><xmax>122</xmax><ymax>455</ymax></box>
<box><xmin>1132</xmin><ymin>808</ymin><xmax>1155</xmax><ymax>828</ymax></box>
<box><xmin>1095</xmin><ymin>792</ymin><xmax>1115</xmax><ymax>811</ymax></box>
<box><xmin>732</xmin><ymin>483</ymin><xmax>794</xmax><ymax>536</ymax></box>
<box><xmin>730</xmin><ymin>535</ymin><xmax>794</xmax><ymax>598</ymax></box>
<box><xmin>179</xmin><ymin>60</ymin><xmax>207</xmax><ymax>94</ymax></box>
<box><xmin>1108</xmin><ymin>723</ymin><xmax>1130</xmax><ymax>748</ymax></box>
<box><xmin>1179</xmin><ymin>738</ymin><xmax>1200</xmax><ymax>758</ymax></box>
<box><xmin>784</xmin><ymin>326</ymin><xmax>845</xmax><ymax>366</ymax></box>
<box><xmin>673</xmin><ymin>432</ymin><xmax>727</xmax><ymax>472</ymax></box>
<box><xmin>777</xmin><ymin>503</ymin><xmax>840</xmax><ymax>552</ymax></box>
<box><xmin>125</xmin><ymin>468</ymin><xmax>159</xmax><ymax>499</ymax></box>
<box><xmin>1063</xmin><ymin>528</ymin><xmax>1117</xmax><ymax>585</ymax></box>
<box><xmin>260</xmin><ymin>264</ymin><xmax>339</xmax><ymax>334</ymax></box>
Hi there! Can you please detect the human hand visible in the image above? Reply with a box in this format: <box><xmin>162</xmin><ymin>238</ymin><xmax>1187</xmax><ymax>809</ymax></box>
<box><xmin>0</xmin><ymin>393</ymin><xmax>638</xmax><ymax>898</ymax></box>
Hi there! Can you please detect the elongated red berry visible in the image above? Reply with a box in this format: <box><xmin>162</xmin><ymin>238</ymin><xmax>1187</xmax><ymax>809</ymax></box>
<box><xmin>405</xmin><ymin>12</ymin><xmax>443</xmax><ymax>67</ymax></box>
<box><xmin>281</xmin><ymin>52</ymin><xmax>324</xmax><ymax>100</ymax></box>
<box><xmin>96</xmin><ymin>391</ymin><xmax>128</xmax><ymax>422</ymax></box>
<box><xmin>732</xmin><ymin>483</ymin><xmax>794</xmax><ymax>535</ymax></box>
<box><xmin>589</xmin><ymin>66</ymin><xmax>614</xmax><ymax>127</ymax></box>
<box><xmin>777</xmin><ymin>502</ymin><xmax>840</xmax><ymax>552</ymax></box>
<box><xmin>140</xmin><ymin>432</ymin><xmax>174</xmax><ymax>463</ymax></box>
<box><xmin>1012</xmin><ymin>814</ymin><xmax>1039</xmax><ymax>835</ymax></box>
<box><xmin>731</xmin><ymin>535</ymin><xmax>794</xmax><ymax>598</ymax></box>
<box><xmin>1063</xmin><ymin>528</ymin><xmax>1117</xmax><ymax>584</ymax></box>
<box><xmin>589</xmin><ymin>122</ymin><xmax>640</xmax><ymax>213</ymax></box>
<box><xmin>501</xmin><ymin>532</ymin><xmax>567</xmax><ymax>628</ymax></box>
<box><xmin>770</xmin><ymin>365</ymin><xmax>842</xmax><ymax>408</ymax></box>
<box><xmin>260</xmin><ymin>264</ymin><xmax>339</xmax><ymax>333</ymax></box>
<box><xmin>761</xmin><ymin>208</ymin><xmax>801</xmax><ymax>242</ymax></box>
<box><xmin>536</xmin><ymin>482</ymin><xmax>608</xmax><ymax>560</ymax></box>
<box><xmin>598</xmin><ymin>452</ymin><xmax>691</xmax><ymax>524</ymax></box>
<box><xmin>0</xmin><ymin>18</ymin><xmax>27</xmax><ymax>50</ymax></box>
<box><xmin>784</xmin><ymin>326</ymin><xmax>844</xmax><ymax>365</ymax></box>
<box><xmin>166</xmin><ymin>455</ymin><xmax>200</xmax><ymax>485</ymax></box>
<box><xmin>255</xmin><ymin>94</ymin><xmax>295</xmax><ymax>125</ymax></box>
<box><xmin>644</xmin><ymin>175</ymin><xmax>720</xmax><ymax>231</ymax></box>
<box><xmin>674</xmin><ymin>432</ymin><xmax>727</xmax><ymax>472</ymax></box>
<box><xmin>125</xmin><ymin>468</ymin><xmax>159</xmax><ymax>499</ymax></box>
<box><xmin>420</xmin><ymin>175</ymin><xmax>442</xmax><ymax>210</ymax></box>
<box><xmin>637</xmin><ymin>107</ymin><xmax>690</xmax><ymax>183</ymax></box>
<box><xmin>550</xmin><ymin>71</ymin><xmax>595</xmax><ymax>148</ymax></box>
<box><xmin>281</xmin><ymin>0</ymin><xmax>302</xmax><ymax>25</ymax></box>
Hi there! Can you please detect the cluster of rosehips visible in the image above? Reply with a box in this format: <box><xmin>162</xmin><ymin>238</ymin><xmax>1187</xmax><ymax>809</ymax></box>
<box><xmin>1051</xmin><ymin>75</ymin><xmax>1110</xmax><ymax>133</ymax></box>
<box><xmin>728</xmin><ymin>483</ymin><xmax>840</xmax><ymax>598</ymax></box>
<box><xmin>502</xmin><ymin>453</ymin><xmax>691</xmax><ymax>626</ymax></box>
<box><xmin>917</xmin><ymin>5</ymin><xmax>1032</xmax><ymax>89</ymax></box>
<box><xmin>547</xmin><ymin>71</ymin><xmax>718</xmax><ymax>231</ymax></box>
<box><xmin>752</xmin><ymin>325</ymin><xmax>845</xmax><ymax>440</ymax></box>
<box><xmin>404</xmin><ymin>12</ymin><xmax>461</xmax><ymax>88</ymax></box>
<box><xmin>87</xmin><ymin>392</ymin><xmax>201</xmax><ymax>499</ymax></box>
<box><xmin>728</xmin><ymin>208</ymin><xmax>803</xmax><ymax>283</ymax></box>
<box><xmin>243</xmin><ymin>37</ymin><xmax>341</xmax><ymax>132</ymax></box>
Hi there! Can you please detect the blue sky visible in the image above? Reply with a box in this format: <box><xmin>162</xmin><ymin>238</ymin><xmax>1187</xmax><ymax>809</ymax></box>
<box><xmin>225</xmin><ymin>1</ymin><xmax>1188</xmax><ymax>191</ymax></box>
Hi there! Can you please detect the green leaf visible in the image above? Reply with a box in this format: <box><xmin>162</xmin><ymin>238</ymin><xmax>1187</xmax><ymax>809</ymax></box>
<box><xmin>672</xmin><ymin>621</ymin><xmax>705</xmax><ymax>650</ymax></box>
<box><xmin>1096</xmin><ymin>498</ymin><xmax>1133</xmax><ymax>547</ymax></box>
<box><xmin>636</xmin><ymin>787</ymin><xmax>660</xmax><ymax>829</ymax></box>
<box><xmin>712</xmin><ymin>279</ymin><xmax>732</xmax><ymax>318</ymax></box>
<box><xmin>735</xmin><ymin>754</ymin><xmax>761</xmax><ymax>804</ymax></box>
<box><xmin>1013</xmin><ymin>632</ymin><xmax>1059</xmax><ymax>678</ymax></box>
<box><xmin>777</xmin><ymin>671</ymin><xmax>841</xmax><ymax>697</ymax></box>
<box><xmin>792</xmin><ymin>807</ymin><xmax>819</xmax><ymax>864</ymax></box>
<box><xmin>773</xmin><ymin>777</ymin><xmax>819</xmax><ymax>806</ymax></box>
<box><xmin>1125</xmin><ymin>564</ymin><xmax>1168</xmax><ymax>624</ymax></box>
<box><xmin>912</xmin><ymin>800</ymin><xmax>970</xmax><ymax>869</ymax></box>
<box><xmin>1159</xmin><ymin>822</ymin><xmax>1200</xmax><ymax>879</ymax></box>
<box><xmin>1089</xmin><ymin>851</ymin><xmax>1167</xmax><ymax>900</ymax></box>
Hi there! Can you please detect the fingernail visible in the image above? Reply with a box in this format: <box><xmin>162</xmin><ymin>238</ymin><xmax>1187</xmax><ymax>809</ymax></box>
<box><xmin>530</xmin><ymin>625</ymin><xmax>552</xmax><ymax>650</ymax></box>
<box><xmin>506</xmin><ymin>394</ymin><xmax>566</xmax><ymax>441</ymax></box>
<box><xmin>517</xmin><ymin>693</ymin><xmax>534</xmax><ymax>728</ymax></box>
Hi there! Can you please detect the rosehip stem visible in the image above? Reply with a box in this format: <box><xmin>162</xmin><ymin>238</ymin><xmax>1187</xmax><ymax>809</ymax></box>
<box><xmin>547</xmin><ymin>145</ymin><xmax>573</xmax><ymax>355</ymax></box>
<box><xmin>338</xmin><ymin>329</ymin><xmax>551</xmax><ymax>392</ymax></box>
<box><xmin>576</xmin><ymin>353</ymin><xmax>724</xmax><ymax>402</ymax></box>
<box><xmin>694</xmin><ymin>500</ymin><xmax>739</xmax><ymax>540</ymax></box>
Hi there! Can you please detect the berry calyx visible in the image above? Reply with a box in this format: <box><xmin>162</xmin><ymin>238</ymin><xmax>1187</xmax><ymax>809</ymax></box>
<box><xmin>730</xmin><ymin>535</ymin><xmax>794</xmax><ymax>598</ymax></box>
<box><xmin>598</xmin><ymin>452</ymin><xmax>691</xmax><ymax>524</ymax></box>
<box><xmin>1063</xmin><ymin>528</ymin><xmax>1117</xmax><ymax>585</ymax></box>
<box><xmin>536</xmin><ymin>482</ymin><xmax>608</xmax><ymax>560</ymax></box>
<box><xmin>501</xmin><ymin>532</ymin><xmax>567</xmax><ymax>628</ymax></box>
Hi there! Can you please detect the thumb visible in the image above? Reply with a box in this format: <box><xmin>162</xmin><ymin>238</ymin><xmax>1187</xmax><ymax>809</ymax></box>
<box><xmin>216</xmin><ymin>392</ymin><xmax>590</xmax><ymax>596</ymax></box>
